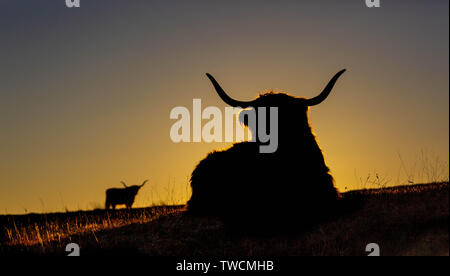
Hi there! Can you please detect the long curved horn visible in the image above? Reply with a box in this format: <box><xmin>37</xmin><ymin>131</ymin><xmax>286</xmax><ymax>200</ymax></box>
<box><xmin>305</xmin><ymin>69</ymin><xmax>346</xmax><ymax>106</ymax></box>
<box><xmin>206</xmin><ymin>73</ymin><xmax>254</xmax><ymax>108</ymax></box>
<box><xmin>120</xmin><ymin>181</ymin><xmax>128</xmax><ymax>188</ymax></box>
<box><xmin>140</xmin><ymin>179</ymin><xmax>149</xmax><ymax>187</ymax></box>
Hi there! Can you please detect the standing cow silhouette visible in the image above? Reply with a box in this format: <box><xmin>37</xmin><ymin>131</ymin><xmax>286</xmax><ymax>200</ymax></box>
<box><xmin>186</xmin><ymin>69</ymin><xmax>347</xmax><ymax>232</ymax></box>
<box><xmin>105</xmin><ymin>180</ymin><xmax>148</xmax><ymax>210</ymax></box>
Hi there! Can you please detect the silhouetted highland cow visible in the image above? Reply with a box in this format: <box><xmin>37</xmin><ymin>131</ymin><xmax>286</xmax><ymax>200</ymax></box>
<box><xmin>186</xmin><ymin>70</ymin><xmax>346</xmax><ymax>231</ymax></box>
<box><xmin>105</xmin><ymin>180</ymin><xmax>148</xmax><ymax>210</ymax></box>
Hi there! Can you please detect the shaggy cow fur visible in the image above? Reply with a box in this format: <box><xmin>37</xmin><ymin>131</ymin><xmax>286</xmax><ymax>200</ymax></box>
<box><xmin>186</xmin><ymin>70</ymin><xmax>346</xmax><ymax>231</ymax></box>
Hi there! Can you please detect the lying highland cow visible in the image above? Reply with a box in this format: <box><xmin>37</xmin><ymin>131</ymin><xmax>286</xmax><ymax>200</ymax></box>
<box><xmin>105</xmin><ymin>180</ymin><xmax>148</xmax><ymax>210</ymax></box>
<box><xmin>186</xmin><ymin>70</ymin><xmax>346</xmax><ymax>231</ymax></box>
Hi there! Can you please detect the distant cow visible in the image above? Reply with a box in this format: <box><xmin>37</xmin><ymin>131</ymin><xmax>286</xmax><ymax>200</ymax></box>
<box><xmin>105</xmin><ymin>180</ymin><xmax>148</xmax><ymax>209</ymax></box>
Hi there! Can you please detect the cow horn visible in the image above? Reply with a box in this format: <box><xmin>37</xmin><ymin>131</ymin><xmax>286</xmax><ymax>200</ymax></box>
<box><xmin>305</xmin><ymin>69</ymin><xmax>346</xmax><ymax>106</ymax></box>
<box><xmin>206</xmin><ymin>73</ymin><xmax>254</xmax><ymax>108</ymax></box>
<box><xmin>141</xmin><ymin>180</ymin><xmax>148</xmax><ymax>187</ymax></box>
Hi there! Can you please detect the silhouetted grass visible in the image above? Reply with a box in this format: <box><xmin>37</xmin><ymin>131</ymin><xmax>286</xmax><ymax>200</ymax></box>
<box><xmin>0</xmin><ymin>182</ymin><xmax>448</xmax><ymax>256</ymax></box>
<box><xmin>0</xmin><ymin>206</ymin><xmax>182</xmax><ymax>252</ymax></box>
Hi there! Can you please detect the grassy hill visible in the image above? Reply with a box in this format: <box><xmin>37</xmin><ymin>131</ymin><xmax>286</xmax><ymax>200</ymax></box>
<box><xmin>0</xmin><ymin>182</ymin><xmax>448</xmax><ymax>256</ymax></box>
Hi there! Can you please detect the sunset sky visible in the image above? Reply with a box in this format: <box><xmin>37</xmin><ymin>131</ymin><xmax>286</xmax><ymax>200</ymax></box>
<box><xmin>0</xmin><ymin>0</ymin><xmax>448</xmax><ymax>214</ymax></box>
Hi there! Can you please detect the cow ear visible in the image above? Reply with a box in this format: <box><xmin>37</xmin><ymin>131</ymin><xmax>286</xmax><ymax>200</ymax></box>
<box><xmin>120</xmin><ymin>181</ymin><xmax>128</xmax><ymax>188</ymax></box>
